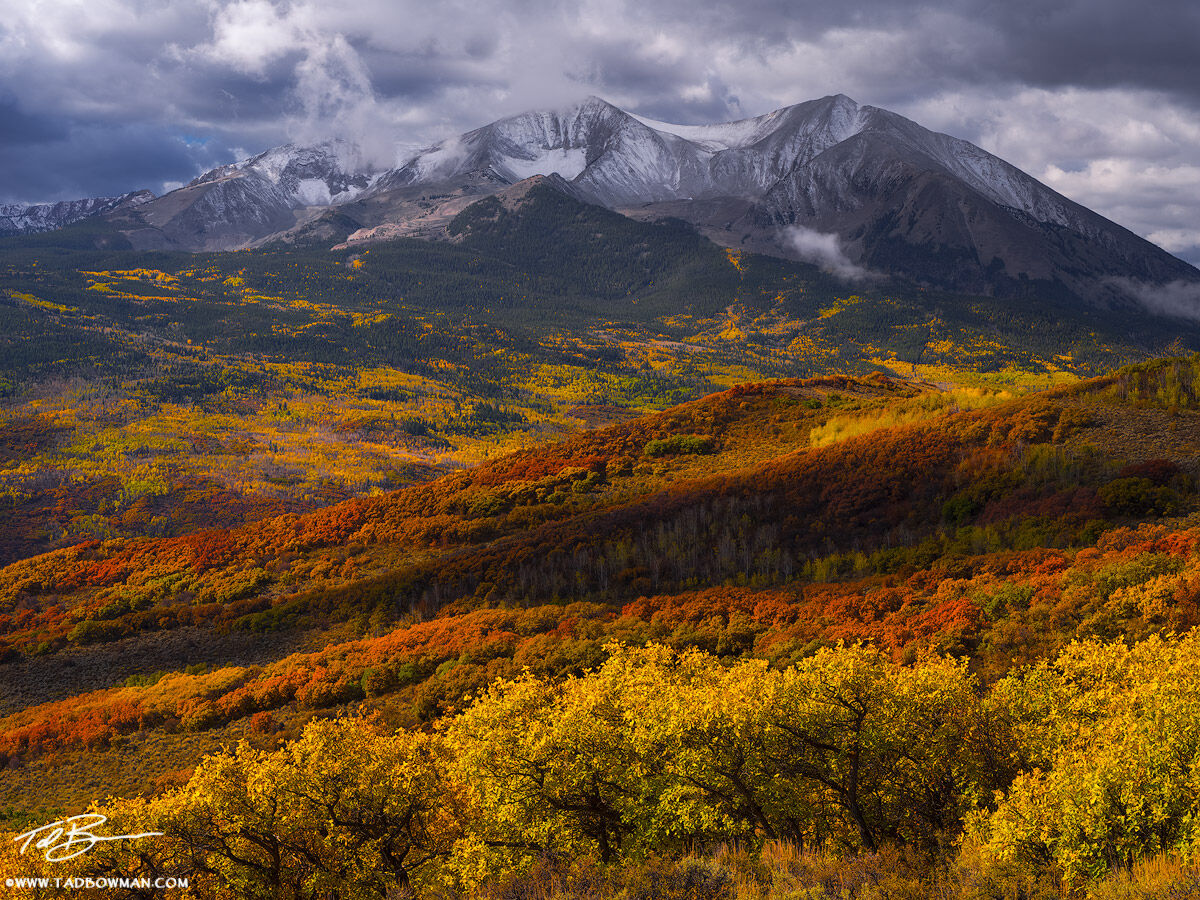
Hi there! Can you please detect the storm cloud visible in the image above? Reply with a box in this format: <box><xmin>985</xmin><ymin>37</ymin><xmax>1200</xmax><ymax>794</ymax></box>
<box><xmin>0</xmin><ymin>0</ymin><xmax>1197</xmax><ymax>263</ymax></box>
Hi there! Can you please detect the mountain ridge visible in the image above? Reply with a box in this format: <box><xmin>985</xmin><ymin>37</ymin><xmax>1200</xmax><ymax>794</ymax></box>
<box><xmin>0</xmin><ymin>189</ymin><xmax>154</xmax><ymax>235</ymax></box>
<box><xmin>5</xmin><ymin>95</ymin><xmax>1199</xmax><ymax>307</ymax></box>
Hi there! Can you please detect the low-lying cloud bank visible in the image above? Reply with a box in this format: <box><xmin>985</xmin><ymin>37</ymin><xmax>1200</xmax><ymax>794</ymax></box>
<box><xmin>1110</xmin><ymin>277</ymin><xmax>1200</xmax><ymax>321</ymax></box>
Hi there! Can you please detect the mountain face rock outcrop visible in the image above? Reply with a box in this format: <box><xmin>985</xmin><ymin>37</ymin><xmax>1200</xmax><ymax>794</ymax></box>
<box><xmin>107</xmin><ymin>140</ymin><xmax>379</xmax><ymax>251</ymax></box>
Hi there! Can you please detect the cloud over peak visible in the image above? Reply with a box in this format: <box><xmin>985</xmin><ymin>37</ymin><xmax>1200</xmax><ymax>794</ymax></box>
<box><xmin>0</xmin><ymin>0</ymin><xmax>1195</xmax><ymax>265</ymax></box>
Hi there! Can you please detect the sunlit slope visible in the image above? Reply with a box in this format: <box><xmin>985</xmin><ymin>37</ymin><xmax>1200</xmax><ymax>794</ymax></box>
<box><xmin>6</xmin><ymin>358</ymin><xmax>1200</xmax><ymax>811</ymax></box>
<box><xmin>0</xmin><ymin>183</ymin><xmax>1186</xmax><ymax>571</ymax></box>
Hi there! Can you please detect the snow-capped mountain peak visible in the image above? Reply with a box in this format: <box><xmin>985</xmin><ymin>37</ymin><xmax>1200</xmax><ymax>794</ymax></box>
<box><xmin>189</xmin><ymin>139</ymin><xmax>378</xmax><ymax>207</ymax></box>
<box><xmin>0</xmin><ymin>190</ymin><xmax>155</xmax><ymax>236</ymax></box>
<box><xmin>8</xmin><ymin>94</ymin><xmax>1194</xmax><ymax>302</ymax></box>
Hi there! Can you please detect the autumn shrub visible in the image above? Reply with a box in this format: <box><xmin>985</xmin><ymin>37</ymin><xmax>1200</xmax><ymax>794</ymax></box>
<box><xmin>972</xmin><ymin>633</ymin><xmax>1200</xmax><ymax>886</ymax></box>
<box><xmin>1099</xmin><ymin>477</ymin><xmax>1182</xmax><ymax>518</ymax></box>
<box><xmin>1052</xmin><ymin>406</ymin><xmax>1095</xmax><ymax>442</ymax></box>
<box><xmin>360</xmin><ymin>665</ymin><xmax>399</xmax><ymax>697</ymax></box>
<box><xmin>1116</xmin><ymin>459</ymin><xmax>1182</xmax><ymax>486</ymax></box>
<box><xmin>180</xmin><ymin>701</ymin><xmax>221</xmax><ymax>732</ymax></box>
<box><xmin>65</xmin><ymin>617</ymin><xmax>130</xmax><ymax>645</ymax></box>
<box><xmin>446</xmin><ymin>642</ymin><xmax>996</xmax><ymax>881</ymax></box>
<box><xmin>46</xmin><ymin>719</ymin><xmax>468</xmax><ymax>899</ymax></box>
<box><xmin>645</xmin><ymin>434</ymin><xmax>715</xmax><ymax>457</ymax></box>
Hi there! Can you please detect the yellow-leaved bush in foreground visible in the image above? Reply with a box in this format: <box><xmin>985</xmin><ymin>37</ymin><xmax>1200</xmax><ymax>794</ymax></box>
<box><xmin>969</xmin><ymin>632</ymin><xmax>1200</xmax><ymax>886</ymax></box>
<box><xmin>5</xmin><ymin>635</ymin><xmax>1200</xmax><ymax>897</ymax></box>
<box><xmin>0</xmin><ymin>721</ymin><xmax>464</xmax><ymax>898</ymax></box>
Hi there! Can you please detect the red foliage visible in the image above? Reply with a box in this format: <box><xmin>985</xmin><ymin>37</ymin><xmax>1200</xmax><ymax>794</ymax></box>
<box><xmin>1117</xmin><ymin>459</ymin><xmax>1181</xmax><ymax>485</ymax></box>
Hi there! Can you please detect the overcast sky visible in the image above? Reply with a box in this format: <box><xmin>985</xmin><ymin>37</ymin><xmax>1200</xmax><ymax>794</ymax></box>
<box><xmin>1</xmin><ymin>0</ymin><xmax>1198</xmax><ymax>264</ymax></box>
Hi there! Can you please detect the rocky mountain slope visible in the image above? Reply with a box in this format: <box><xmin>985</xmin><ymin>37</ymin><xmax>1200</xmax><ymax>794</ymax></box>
<box><xmin>0</xmin><ymin>190</ymin><xmax>154</xmax><ymax>235</ymax></box>
<box><xmin>105</xmin><ymin>139</ymin><xmax>379</xmax><ymax>251</ymax></box>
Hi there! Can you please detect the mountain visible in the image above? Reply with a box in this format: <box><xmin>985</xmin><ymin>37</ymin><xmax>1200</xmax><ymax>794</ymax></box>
<box><xmin>378</xmin><ymin>95</ymin><xmax>1198</xmax><ymax>302</ymax></box>
<box><xmin>105</xmin><ymin>139</ymin><xmax>379</xmax><ymax>251</ymax></box>
<box><xmin>385</xmin><ymin>94</ymin><xmax>871</xmax><ymax>208</ymax></box>
<box><xmin>0</xmin><ymin>190</ymin><xmax>154</xmax><ymax>235</ymax></box>
<box><xmin>738</xmin><ymin>100</ymin><xmax>1198</xmax><ymax>299</ymax></box>
<box><xmin>9</xmin><ymin>96</ymin><xmax>1199</xmax><ymax>306</ymax></box>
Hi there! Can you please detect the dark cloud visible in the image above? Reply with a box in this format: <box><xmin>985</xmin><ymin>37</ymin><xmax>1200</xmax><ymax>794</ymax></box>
<box><xmin>0</xmin><ymin>123</ymin><xmax>233</xmax><ymax>201</ymax></box>
<box><xmin>991</xmin><ymin>0</ymin><xmax>1200</xmax><ymax>100</ymax></box>
<box><xmin>602</xmin><ymin>0</ymin><xmax>1200</xmax><ymax>107</ymax></box>
<box><xmin>0</xmin><ymin>0</ymin><xmax>1196</xmax><ymax>263</ymax></box>
<box><xmin>0</xmin><ymin>97</ymin><xmax>68</xmax><ymax>145</ymax></box>
<box><xmin>356</xmin><ymin>47</ymin><xmax>496</xmax><ymax>102</ymax></box>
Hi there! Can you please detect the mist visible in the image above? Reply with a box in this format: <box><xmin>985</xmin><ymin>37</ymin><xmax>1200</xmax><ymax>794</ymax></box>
<box><xmin>284</xmin><ymin>34</ymin><xmax>400</xmax><ymax>171</ymax></box>
<box><xmin>1111</xmin><ymin>277</ymin><xmax>1200</xmax><ymax>321</ymax></box>
<box><xmin>784</xmin><ymin>226</ymin><xmax>873</xmax><ymax>282</ymax></box>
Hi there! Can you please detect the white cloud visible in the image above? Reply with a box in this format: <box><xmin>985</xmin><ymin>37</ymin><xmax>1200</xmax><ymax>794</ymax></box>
<box><xmin>203</xmin><ymin>0</ymin><xmax>302</xmax><ymax>76</ymax></box>
<box><xmin>1110</xmin><ymin>278</ymin><xmax>1200</xmax><ymax>321</ymax></box>
<box><xmin>1147</xmin><ymin>229</ymin><xmax>1200</xmax><ymax>256</ymax></box>
<box><xmin>289</xmin><ymin>34</ymin><xmax>382</xmax><ymax>153</ymax></box>
<box><xmin>785</xmin><ymin>226</ymin><xmax>873</xmax><ymax>281</ymax></box>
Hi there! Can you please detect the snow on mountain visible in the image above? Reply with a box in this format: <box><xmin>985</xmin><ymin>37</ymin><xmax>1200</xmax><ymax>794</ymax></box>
<box><xmin>385</xmin><ymin>96</ymin><xmax>689</xmax><ymax>205</ymax></box>
<box><xmin>190</xmin><ymin>139</ymin><xmax>377</xmax><ymax>207</ymax></box>
<box><xmin>14</xmin><ymin>93</ymin><xmax>1195</xmax><ymax>301</ymax></box>
<box><xmin>629</xmin><ymin>112</ymin><xmax>779</xmax><ymax>152</ymax></box>
<box><xmin>0</xmin><ymin>191</ymin><xmax>154</xmax><ymax>236</ymax></box>
<box><xmin>102</xmin><ymin>140</ymin><xmax>384</xmax><ymax>251</ymax></box>
<box><xmin>633</xmin><ymin>94</ymin><xmax>866</xmax><ymax>156</ymax></box>
<box><xmin>495</xmin><ymin>147</ymin><xmax>589</xmax><ymax>182</ymax></box>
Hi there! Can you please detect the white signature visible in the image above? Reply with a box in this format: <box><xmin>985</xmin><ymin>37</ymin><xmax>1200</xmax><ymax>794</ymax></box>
<box><xmin>13</xmin><ymin>814</ymin><xmax>164</xmax><ymax>862</ymax></box>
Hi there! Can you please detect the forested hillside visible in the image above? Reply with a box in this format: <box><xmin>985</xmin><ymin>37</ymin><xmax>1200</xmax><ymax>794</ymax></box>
<box><xmin>6</xmin><ymin>352</ymin><xmax>1200</xmax><ymax>896</ymax></box>
<box><xmin>0</xmin><ymin>185</ymin><xmax>1177</xmax><ymax>569</ymax></box>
